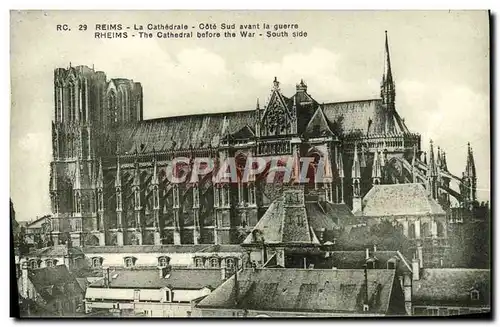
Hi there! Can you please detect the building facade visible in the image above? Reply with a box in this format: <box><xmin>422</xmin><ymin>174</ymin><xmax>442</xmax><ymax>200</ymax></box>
<box><xmin>48</xmin><ymin>33</ymin><xmax>480</xmax><ymax>248</ymax></box>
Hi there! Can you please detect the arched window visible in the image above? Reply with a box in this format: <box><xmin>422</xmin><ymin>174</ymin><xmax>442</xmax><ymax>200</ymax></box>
<box><xmin>421</xmin><ymin>223</ymin><xmax>431</xmax><ymax>238</ymax></box>
<box><xmin>45</xmin><ymin>259</ymin><xmax>54</xmax><ymax>268</ymax></box>
<box><xmin>209</xmin><ymin>257</ymin><xmax>219</xmax><ymax>268</ymax></box>
<box><xmin>437</xmin><ymin>222</ymin><xmax>445</xmax><ymax>237</ymax></box>
<box><xmin>81</xmin><ymin>79</ymin><xmax>87</xmax><ymax>122</ymax></box>
<box><xmin>409</xmin><ymin>223</ymin><xmax>416</xmax><ymax>239</ymax></box>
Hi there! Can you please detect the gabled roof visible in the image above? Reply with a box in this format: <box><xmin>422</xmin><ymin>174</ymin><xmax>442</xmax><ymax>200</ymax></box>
<box><xmin>412</xmin><ymin>269</ymin><xmax>490</xmax><ymax>306</ymax></box>
<box><xmin>362</xmin><ymin>183</ymin><xmax>445</xmax><ymax>216</ymax></box>
<box><xmin>197</xmin><ymin>268</ymin><xmax>397</xmax><ymax>314</ymax></box>
<box><xmin>89</xmin><ymin>267</ymin><xmax>224</xmax><ymax>290</ymax></box>
<box><xmin>302</xmin><ymin>106</ymin><xmax>337</xmax><ymax>139</ymax></box>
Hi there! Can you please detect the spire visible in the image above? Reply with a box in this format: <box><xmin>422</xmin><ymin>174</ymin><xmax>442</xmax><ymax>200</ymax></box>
<box><xmin>441</xmin><ymin>150</ymin><xmax>448</xmax><ymax>171</ymax></box>
<box><xmin>115</xmin><ymin>156</ymin><xmax>122</xmax><ymax>188</ymax></box>
<box><xmin>372</xmin><ymin>150</ymin><xmax>382</xmax><ymax>182</ymax></box>
<box><xmin>338</xmin><ymin>152</ymin><xmax>344</xmax><ymax>179</ymax></box>
<box><xmin>96</xmin><ymin>157</ymin><xmax>104</xmax><ymax>189</ymax></box>
<box><xmin>381</xmin><ymin>31</ymin><xmax>395</xmax><ymax>106</ymax></box>
<box><xmin>466</xmin><ymin>142</ymin><xmax>476</xmax><ymax>178</ymax></box>
<box><xmin>436</xmin><ymin>146</ymin><xmax>442</xmax><ymax>171</ymax></box>
<box><xmin>352</xmin><ymin>143</ymin><xmax>361</xmax><ymax>179</ymax></box>
<box><xmin>74</xmin><ymin>157</ymin><xmax>81</xmax><ymax>190</ymax></box>
<box><xmin>411</xmin><ymin>144</ymin><xmax>418</xmax><ymax>167</ymax></box>
<box><xmin>273</xmin><ymin>76</ymin><xmax>280</xmax><ymax>91</ymax></box>
<box><xmin>379</xmin><ymin>149</ymin><xmax>386</xmax><ymax>167</ymax></box>
<box><xmin>296</xmin><ymin>79</ymin><xmax>307</xmax><ymax>93</ymax></box>
<box><xmin>360</xmin><ymin>146</ymin><xmax>367</xmax><ymax>168</ymax></box>
<box><xmin>427</xmin><ymin>140</ymin><xmax>437</xmax><ymax>177</ymax></box>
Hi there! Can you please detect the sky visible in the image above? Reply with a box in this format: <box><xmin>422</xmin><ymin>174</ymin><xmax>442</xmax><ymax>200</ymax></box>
<box><xmin>10</xmin><ymin>10</ymin><xmax>490</xmax><ymax>221</ymax></box>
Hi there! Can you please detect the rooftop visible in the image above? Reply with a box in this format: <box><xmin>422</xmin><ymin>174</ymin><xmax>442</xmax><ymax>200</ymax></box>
<box><xmin>362</xmin><ymin>183</ymin><xmax>445</xmax><ymax>216</ymax></box>
<box><xmin>197</xmin><ymin>268</ymin><xmax>397</xmax><ymax>314</ymax></box>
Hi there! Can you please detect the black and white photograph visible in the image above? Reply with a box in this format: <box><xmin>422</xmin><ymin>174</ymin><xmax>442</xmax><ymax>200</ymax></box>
<box><xmin>9</xmin><ymin>10</ymin><xmax>491</xmax><ymax>318</ymax></box>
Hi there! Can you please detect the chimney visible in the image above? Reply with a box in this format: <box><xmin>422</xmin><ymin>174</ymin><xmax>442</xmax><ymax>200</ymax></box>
<box><xmin>373</xmin><ymin>244</ymin><xmax>377</xmax><ymax>253</ymax></box>
<box><xmin>363</xmin><ymin>264</ymin><xmax>369</xmax><ymax>312</ymax></box>
<box><xmin>21</xmin><ymin>259</ymin><xmax>29</xmax><ymax>298</ymax></box>
<box><xmin>365</xmin><ymin>248</ymin><xmax>370</xmax><ymax>260</ymax></box>
<box><xmin>412</xmin><ymin>256</ymin><xmax>420</xmax><ymax>281</ymax></box>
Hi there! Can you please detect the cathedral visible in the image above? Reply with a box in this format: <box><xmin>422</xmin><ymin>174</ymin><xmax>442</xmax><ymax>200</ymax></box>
<box><xmin>49</xmin><ymin>32</ymin><xmax>480</xmax><ymax>248</ymax></box>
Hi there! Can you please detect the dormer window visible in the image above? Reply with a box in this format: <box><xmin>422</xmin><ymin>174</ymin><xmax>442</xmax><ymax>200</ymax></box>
<box><xmin>471</xmin><ymin>289</ymin><xmax>480</xmax><ymax>301</ymax></box>
<box><xmin>45</xmin><ymin>259</ymin><xmax>55</xmax><ymax>268</ymax></box>
<box><xmin>158</xmin><ymin>256</ymin><xmax>170</xmax><ymax>268</ymax></box>
<box><xmin>30</xmin><ymin>259</ymin><xmax>39</xmax><ymax>269</ymax></box>
<box><xmin>194</xmin><ymin>257</ymin><xmax>204</xmax><ymax>268</ymax></box>
<box><xmin>124</xmin><ymin>257</ymin><xmax>136</xmax><ymax>268</ymax></box>
<box><xmin>92</xmin><ymin>257</ymin><xmax>102</xmax><ymax>268</ymax></box>
<box><xmin>387</xmin><ymin>257</ymin><xmax>398</xmax><ymax>270</ymax></box>
<box><xmin>226</xmin><ymin>258</ymin><xmax>235</xmax><ymax>272</ymax></box>
<box><xmin>209</xmin><ymin>257</ymin><xmax>219</xmax><ymax>268</ymax></box>
<box><xmin>366</xmin><ymin>257</ymin><xmax>377</xmax><ymax>269</ymax></box>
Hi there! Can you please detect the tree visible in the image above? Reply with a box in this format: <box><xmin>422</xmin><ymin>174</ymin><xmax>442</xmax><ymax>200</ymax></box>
<box><xmin>336</xmin><ymin>219</ymin><xmax>411</xmax><ymax>256</ymax></box>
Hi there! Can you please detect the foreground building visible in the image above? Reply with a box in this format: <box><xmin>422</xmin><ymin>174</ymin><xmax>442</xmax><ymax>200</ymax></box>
<box><xmin>17</xmin><ymin>262</ymin><xmax>85</xmax><ymax>317</ymax></box>
<box><xmin>193</xmin><ymin>267</ymin><xmax>407</xmax><ymax>317</ymax></box>
<box><xmin>48</xmin><ymin>32</ymin><xmax>482</xmax><ymax>250</ymax></box>
<box><xmin>85</xmin><ymin>266</ymin><xmax>227</xmax><ymax>317</ymax></box>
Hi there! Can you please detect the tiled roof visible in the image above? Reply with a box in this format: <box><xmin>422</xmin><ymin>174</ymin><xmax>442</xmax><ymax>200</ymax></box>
<box><xmin>362</xmin><ymin>183</ymin><xmax>446</xmax><ymax>216</ymax></box>
<box><xmin>305</xmin><ymin>202</ymin><xmax>360</xmax><ymax>230</ymax></box>
<box><xmin>197</xmin><ymin>268</ymin><xmax>397</xmax><ymax>314</ymax></box>
<box><xmin>29</xmin><ymin>245</ymin><xmax>85</xmax><ymax>258</ymax></box>
<box><xmin>117</xmin><ymin>110</ymin><xmax>256</xmax><ymax>154</ymax></box>
<box><xmin>322</xmin><ymin>99</ymin><xmax>410</xmax><ymax>136</ymax></box>
<box><xmin>412</xmin><ymin>269</ymin><xmax>490</xmax><ymax>306</ymax></box>
<box><xmin>89</xmin><ymin>267</ymin><xmax>224</xmax><ymax>290</ymax></box>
